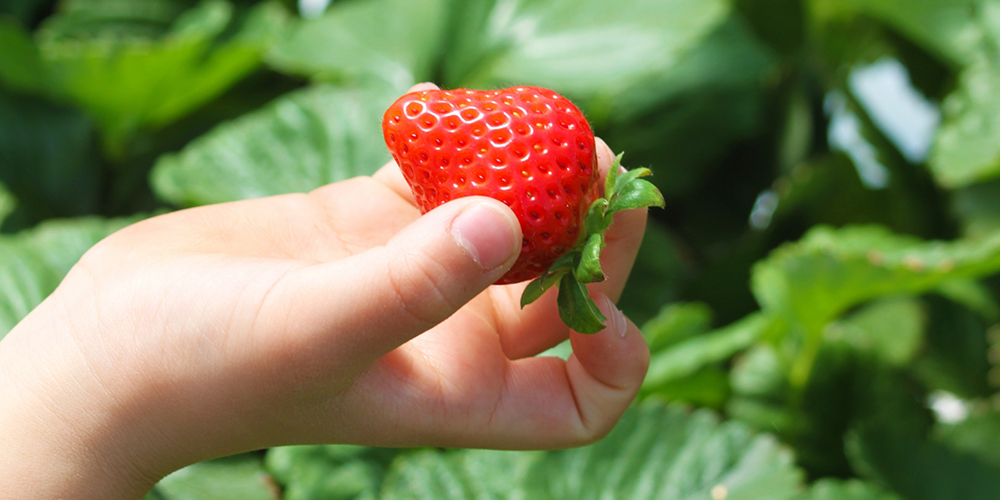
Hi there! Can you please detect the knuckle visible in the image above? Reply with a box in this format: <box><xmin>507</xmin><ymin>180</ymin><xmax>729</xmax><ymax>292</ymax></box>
<box><xmin>76</xmin><ymin>234</ymin><xmax>126</xmax><ymax>275</ymax></box>
<box><xmin>311</xmin><ymin>176</ymin><xmax>373</xmax><ymax>197</ymax></box>
<box><xmin>383</xmin><ymin>248</ymin><xmax>460</xmax><ymax>329</ymax></box>
<box><xmin>576</xmin><ymin>412</ymin><xmax>620</xmax><ymax>446</ymax></box>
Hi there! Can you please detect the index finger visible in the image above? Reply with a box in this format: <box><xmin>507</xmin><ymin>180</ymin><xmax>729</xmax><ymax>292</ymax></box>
<box><xmin>371</xmin><ymin>82</ymin><xmax>441</xmax><ymax>204</ymax></box>
<box><xmin>372</xmin><ymin>160</ymin><xmax>416</xmax><ymax>205</ymax></box>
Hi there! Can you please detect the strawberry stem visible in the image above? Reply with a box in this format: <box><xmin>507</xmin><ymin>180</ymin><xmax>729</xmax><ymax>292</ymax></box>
<box><xmin>520</xmin><ymin>153</ymin><xmax>665</xmax><ymax>334</ymax></box>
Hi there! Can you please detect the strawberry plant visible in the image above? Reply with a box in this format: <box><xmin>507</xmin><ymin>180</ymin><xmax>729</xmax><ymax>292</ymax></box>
<box><xmin>3</xmin><ymin>0</ymin><xmax>1000</xmax><ymax>499</ymax></box>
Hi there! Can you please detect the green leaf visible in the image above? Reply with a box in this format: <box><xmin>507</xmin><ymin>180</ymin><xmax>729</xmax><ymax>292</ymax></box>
<box><xmin>0</xmin><ymin>181</ymin><xmax>14</xmax><ymax>227</ymax></box>
<box><xmin>0</xmin><ymin>216</ymin><xmax>137</xmax><ymax>339</ymax></box>
<box><xmin>848</xmin><ymin>423</ymin><xmax>1000</xmax><ymax>500</ymax></box>
<box><xmin>379</xmin><ymin>402</ymin><xmax>804</xmax><ymax>500</ymax></box>
<box><xmin>36</xmin><ymin>0</ymin><xmax>290</xmax><ymax>154</ymax></box>
<box><xmin>556</xmin><ymin>273</ymin><xmax>606</xmax><ymax>334</ymax></box>
<box><xmin>727</xmin><ymin>345</ymin><xmax>795</xmax><ymax>437</ymax></box>
<box><xmin>582</xmin><ymin>198</ymin><xmax>610</xmax><ymax>236</ymax></box>
<box><xmin>641</xmin><ymin>366</ymin><xmax>731</xmax><ymax>408</ymax></box>
<box><xmin>617</xmin><ymin>220</ymin><xmax>690</xmax><ymax>325</ymax></box>
<box><xmin>930</xmin><ymin>59</ymin><xmax>1000</xmax><ymax>187</ymax></box>
<box><xmin>731</xmin><ymin>343</ymin><xmax>927</xmax><ymax>479</ymax></box>
<box><xmin>39</xmin><ymin>0</ymin><xmax>195</xmax><ymax>42</ymax></box>
<box><xmin>0</xmin><ymin>19</ymin><xmax>48</xmax><ymax>93</ymax></box>
<box><xmin>917</xmin><ymin>3</ymin><xmax>1000</xmax><ymax>188</ymax></box>
<box><xmin>529</xmin><ymin>403</ymin><xmax>803</xmax><ymax>500</ymax></box>
<box><xmin>151</xmin><ymin>84</ymin><xmax>397</xmax><ymax>207</ymax></box>
<box><xmin>148</xmin><ymin>453</ymin><xmax>277</xmax><ymax>500</ymax></box>
<box><xmin>640</xmin><ymin>301</ymin><xmax>713</xmax><ymax>353</ymax></box>
<box><xmin>522</xmin><ymin>251</ymin><xmax>577</xmax><ymax>307</ymax></box>
<box><xmin>265</xmin><ymin>445</ymin><xmax>397</xmax><ymax>500</ymax></box>
<box><xmin>521</xmin><ymin>270</ymin><xmax>568</xmax><ymax>307</ymax></box>
<box><xmin>800</xmin><ymin>479</ymin><xmax>903</xmax><ymax>500</ymax></box>
<box><xmin>599</xmin><ymin>17</ymin><xmax>775</xmax><ymax>199</ymax></box>
<box><xmin>847</xmin><ymin>357</ymin><xmax>937</xmax><ymax>439</ymax></box>
<box><xmin>729</xmin><ymin>344</ymin><xmax>788</xmax><ymax>401</ymax></box>
<box><xmin>644</xmin><ymin>312</ymin><xmax>776</xmax><ymax>390</ymax></box>
<box><xmin>574</xmin><ymin>233</ymin><xmax>605</xmax><ymax>283</ymax></box>
<box><xmin>444</xmin><ymin>0</ymin><xmax>730</xmax><ymax>124</ymax></box>
<box><xmin>0</xmin><ymin>0</ymin><xmax>52</xmax><ymax>25</ymax></box>
<box><xmin>611</xmin><ymin>166</ymin><xmax>653</xmax><ymax>194</ymax></box>
<box><xmin>811</xmin><ymin>0</ymin><xmax>980</xmax><ymax>66</ymax></box>
<box><xmin>0</xmin><ymin>90</ymin><xmax>104</xmax><ymax>230</ymax></box>
<box><xmin>266</xmin><ymin>445</ymin><xmax>365</xmax><ymax>487</ymax></box>
<box><xmin>934</xmin><ymin>410</ymin><xmax>1000</xmax><ymax>469</ymax></box>
<box><xmin>935</xmin><ymin>278</ymin><xmax>1000</xmax><ymax>322</ymax></box>
<box><xmin>267</xmin><ymin>0</ymin><xmax>448</xmax><ymax>91</ymax></box>
<box><xmin>911</xmin><ymin>295</ymin><xmax>993</xmax><ymax>397</ymax></box>
<box><xmin>766</xmin><ymin>154</ymin><xmax>952</xmax><ymax>243</ymax></box>
<box><xmin>603</xmin><ymin>152</ymin><xmax>623</xmax><ymax>200</ymax></box>
<box><xmin>380</xmin><ymin>449</ymin><xmax>546</xmax><ymax>500</ymax></box>
<box><xmin>608</xmin><ymin>178</ymin><xmax>664</xmax><ymax>213</ymax></box>
<box><xmin>826</xmin><ymin>298</ymin><xmax>925</xmax><ymax>367</ymax></box>
<box><xmin>952</xmin><ymin>178</ymin><xmax>1000</xmax><ymax>239</ymax></box>
<box><xmin>520</xmin><ymin>279</ymin><xmax>549</xmax><ymax>308</ymax></box>
<box><xmin>752</xmin><ymin>225</ymin><xmax>1000</xmax><ymax>335</ymax></box>
<box><xmin>539</xmin><ymin>338</ymin><xmax>573</xmax><ymax>360</ymax></box>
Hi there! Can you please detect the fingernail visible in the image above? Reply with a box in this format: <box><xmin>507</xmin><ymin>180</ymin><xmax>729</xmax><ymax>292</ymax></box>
<box><xmin>451</xmin><ymin>203</ymin><xmax>520</xmax><ymax>271</ymax></box>
<box><xmin>596</xmin><ymin>294</ymin><xmax>629</xmax><ymax>338</ymax></box>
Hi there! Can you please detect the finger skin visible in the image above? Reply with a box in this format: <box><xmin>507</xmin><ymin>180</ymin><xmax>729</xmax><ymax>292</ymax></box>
<box><xmin>372</xmin><ymin>160</ymin><xmax>416</xmax><ymax>204</ymax></box>
<box><xmin>564</xmin><ymin>294</ymin><xmax>650</xmax><ymax>437</ymax></box>
<box><xmin>407</xmin><ymin>82</ymin><xmax>440</xmax><ymax>93</ymax></box>
<box><xmin>266</xmin><ymin>196</ymin><xmax>521</xmax><ymax>371</ymax></box>
<box><xmin>323</xmin><ymin>293</ymin><xmax>649</xmax><ymax>449</ymax></box>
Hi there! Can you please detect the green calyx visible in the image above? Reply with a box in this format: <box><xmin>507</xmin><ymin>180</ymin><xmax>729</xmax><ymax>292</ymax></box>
<box><xmin>520</xmin><ymin>152</ymin><xmax>665</xmax><ymax>334</ymax></box>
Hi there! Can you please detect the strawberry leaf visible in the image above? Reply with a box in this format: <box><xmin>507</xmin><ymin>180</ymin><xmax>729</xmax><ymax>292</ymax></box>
<box><xmin>520</xmin><ymin>252</ymin><xmax>577</xmax><ymax>307</ymax></box>
<box><xmin>575</xmin><ymin>233</ymin><xmax>606</xmax><ymax>284</ymax></box>
<box><xmin>609</xmin><ymin>179</ymin><xmax>666</xmax><ymax>213</ymax></box>
<box><xmin>520</xmin><ymin>152</ymin><xmax>664</xmax><ymax>334</ymax></box>
<box><xmin>604</xmin><ymin>152</ymin><xmax>624</xmax><ymax>199</ymax></box>
<box><xmin>557</xmin><ymin>273</ymin><xmax>607</xmax><ymax>334</ymax></box>
<box><xmin>521</xmin><ymin>278</ymin><xmax>551</xmax><ymax>308</ymax></box>
<box><xmin>612</xmin><ymin>167</ymin><xmax>654</xmax><ymax>193</ymax></box>
<box><xmin>584</xmin><ymin>199</ymin><xmax>610</xmax><ymax>235</ymax></box>
<box><xmin>521</xmin><ymin>268</ymin><xmax>569</xmax><ymax>307</ymax></box>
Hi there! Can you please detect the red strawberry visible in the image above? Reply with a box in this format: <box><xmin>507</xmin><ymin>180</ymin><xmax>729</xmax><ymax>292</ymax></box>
<box><xmin>382</xmin><ymin>86</ymin><xmax>664</xmax><ymax>333</ymax></box>
<box><xmin>382</xmin><ymin>86</ymin><xmax>600</xmax><ymax>284</ymax></box>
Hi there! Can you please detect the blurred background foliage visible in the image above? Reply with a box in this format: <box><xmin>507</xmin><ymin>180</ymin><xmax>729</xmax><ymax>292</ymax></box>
<box><xmin>3</xmin><ymin>0</ymin><xmax>1000</xmax><ymax>498</ymax></box>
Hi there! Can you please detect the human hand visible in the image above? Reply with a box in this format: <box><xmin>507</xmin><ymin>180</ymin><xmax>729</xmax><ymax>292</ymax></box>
<box><xmin>0</xmin><ymin>85</ymin><xmax>650</xmax><ymax>500</ymax></box>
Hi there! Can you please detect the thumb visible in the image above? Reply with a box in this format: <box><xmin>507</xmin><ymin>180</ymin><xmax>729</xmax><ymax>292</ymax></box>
<box><xmin>282</xmin><ymin>196</ymin><xmax>521</xmax><ymax>365</ymax></box>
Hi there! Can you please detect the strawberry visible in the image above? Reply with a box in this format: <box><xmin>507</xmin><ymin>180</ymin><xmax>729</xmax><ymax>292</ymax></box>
<box><xmin>382</xmin><ymin>86</ymin><xmax>600</xmax><ymax>284</ymax></box>
<box><xmin>383</xmin><ymin>86</ymin><xmax>663</xmax><ymax>333</ymax></box>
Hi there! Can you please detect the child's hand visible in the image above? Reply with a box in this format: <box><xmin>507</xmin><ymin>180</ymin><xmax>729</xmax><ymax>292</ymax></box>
<box><xmin>0</xmin><ymin>86</ymin><xmax>650</xmax><ymax>500</ymax></box>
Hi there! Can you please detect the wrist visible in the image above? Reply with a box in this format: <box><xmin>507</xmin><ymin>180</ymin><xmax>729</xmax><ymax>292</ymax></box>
<box><xmin>0</xmin><ymin>306</ymin><xmax>161</xmax><ymax>500</ymax></box>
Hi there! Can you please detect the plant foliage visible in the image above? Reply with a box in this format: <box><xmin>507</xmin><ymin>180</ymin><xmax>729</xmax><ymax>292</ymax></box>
<box><xmin>3</xmin><ymin>0</ymin><xmax>1000</xmax><ymax>498</ymax></box>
